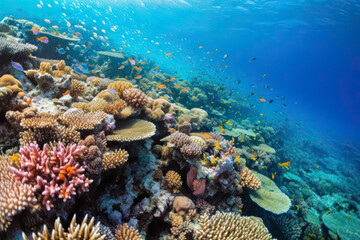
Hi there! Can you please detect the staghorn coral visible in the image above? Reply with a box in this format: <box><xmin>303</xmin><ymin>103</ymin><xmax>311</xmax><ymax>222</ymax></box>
<box><xmin>239</xmin><ymin>167</ymin><xmax>261</xmax><ymax>190</ymax></box>
<box><xmin>98</xmin><ymin>224</ymin><xmax>116</xmax><ymax>240</ymax></box>
<box><xmin>122</xmin><ymin>88</ymin><xmax>148</xmax><ymax>108</ymax></box>
<box><xmin>0</xmin><ymin>74</ymin><xmax>23</xmax><ymax>92</ymax></box>
<box><xmin>102</xmin><ymin>149</ymin><xmax>129</xmax><ymax>170</ymax></box>
<box><xmin>70</xmin><ymin>79</ymin><xmax>87</xmax><ymax>98</ymax></box>
<box><xmin>115</xmin><ymin>224</ymin><xmax>142</xmax><ymax>240</ymax></box>
<box><xmin>71</xmin><ymin>101</ymin><xmax>90</xmax><ymax>112</ymax></box>
<box><xmin>107</xmin><ymin>81</ymin><xmax>132</xmax><ymax>97</ymax></box>
<box><xmin>0</xmin><ymin>155</ymin><xmax>37</xmax><ymax>231</ymax></box>
<box><xmin>195</xmin><ymin>212</ymin><xmax>273</xmax><ymax>240</ymax></box>
<box><xmin>180</xmin><ymin>142</ymin><xmax>202</xmax><ymax>159</ymax></box>
<box><xmin>11</xmin><ymin>142</ymin><xmax>93</xmax><ymax>210</ymax></box>
<box><xmin>22</xmin><ymin>214</ymin><xmax>106</xmax><ymax>240</ymax></box>
<box><xmin>55</xmin><ymin>125</ymin><xmax>81</xmax><ymax>145</ymax></box>
<box><xmin>165</xmin><ymin>170</ymin><xmax>182</xmax><ymax>193</ymax></box>
<box><xmin>59</xmin><ymin>108</ymin><xmax>108</xmax><ymax>130</ymax></box>
<box><xmin>107</xmin><ymin>119</ymin><xmax>156</xmax><ymax>142</ymax></box>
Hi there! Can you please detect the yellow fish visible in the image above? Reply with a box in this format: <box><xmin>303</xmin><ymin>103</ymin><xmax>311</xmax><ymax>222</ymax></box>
<box><xmin>215</xmin><ymin>142</ymin><xmax>223</xmax><ymax>150</ymax></box>
<box><xmin>326</xmin><ymin>210</ymin><xmax>332</xmax><ymax>214</ymax></box>
<box><xmin>225</xmin><ymin>121</ymin><xmax>233</xmax><ymax>126</ymax></box>
<box><xmin>295</xmin><ymin>205</ymin><xmax>300</xmax><ymax>211</ymax></box>
<box><xmin>211</xmin><ymin>158</ymin><xmax>219</xmax><ymax>165</ymax></box>
<box><xmin>219</xmin><ymin>125</ymin><xmax>225</xmax><ymax>134</ymax></box>
<box><xmin>235</xmin><ymin>157</ymin><xmax>241</xmax><ymax>164</ymax></box>
<box><xmin>250</xmin><ymin>157</ymin><xmax>256</xmax><ymax>161</ymax></box>
<box><xmin>264</xmin><ymin>166</ymin><xmax>267</xmax><ymax>170</ymax></box>
<box><xmin>272</xmin><ymin>173</ymin><xmax>275</xmax><ymax>179</ymax></box>
<box><xmin>232</xmin><ymin>137</ymin><xmax>235</xmax><ymax>142</ymax></box>
<box><xmin>203</xmin><ymin>153</ymin><xmax>206</xmax><ymax>159</ymax></box>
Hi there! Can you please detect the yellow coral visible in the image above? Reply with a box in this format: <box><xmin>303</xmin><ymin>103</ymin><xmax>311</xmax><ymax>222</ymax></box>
<box><xmin>165</xmin><ymin>170</ymin><xmax>182</xmax><ymax>193</ymax></box>
<box><xmin>107</xmin><ymin>81</ymin><xmax>133</xmax><ymax>97</ymax></box>
<box><xmin>0</xmin><ymin>74</ymin><xmax>23</xmax><ymax>92</ymax></box>
<box><xmin>102</xmin><ymin>149</ymin><xmax>129</xmax><ymax>170</ymax></box>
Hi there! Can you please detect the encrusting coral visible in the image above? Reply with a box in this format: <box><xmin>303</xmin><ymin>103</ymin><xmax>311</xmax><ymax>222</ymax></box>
<box><xmin>0</xmin><ymin>155</ymin><xmax>37</xmax><ymax>231</ymax></box>
<box><xmin>0</xmin><ymin>74</ymin><xmax>23</xmax><ymax>92</ymax></box>
<box><xmin>194</xmin><ymin>212</ymin><xmax>273</xmax><ymax>240</ymax></box>
<box><xmin>102</xmin><ymin>149</ymin><xmax>129</xmax><ymax>170</ymax></box>
<box><xmin>239</xmin><ymin>167</ymin><xmax>261</xmax><ymax>190</ymax></box>
<box><xmin>21</xmin><ymin>214</ymin><xmax>106</xmax><ymax>240</ymax></box>
<box><xmin>10</xmin><ymin>142</ymin><xmax>93</xmax><ymax>210</ymax></box>
<box><xmin>115</xmin><ymin>224</ymin><xmax>142</xmax><ymax>240</ymax></box>
<box><xmin>165</xmin><ymin>170</ymin><xmax>183</xmax><ymax>193</ymax></box>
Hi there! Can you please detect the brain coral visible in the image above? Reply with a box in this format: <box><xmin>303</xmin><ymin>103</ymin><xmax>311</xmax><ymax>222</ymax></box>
<box><xmin>107</xmin><ymin>119</ymin><xmax>156</xmax><ymax>142</ymax></box>
<box><xmin>249</xmin><ymin>171</ymin><xmax>291</xmax><ymax>214</ymax></box>
<box><xmin>102</xmin><ymin>149</ymin><xmax>129</xmax><ymax>170</ymax></box>
<box><xmin>189</xmin><ymin>136</ymin><xmax>207</xmax><ymax>151</ymax></box>
<box><xmin>195</xmin><ymin>212</ymin><xmax>273</xmax><ymax>240</ymax></box>
<box><xmin>122</xmin><ymin>88</ymin><xmax>148</xmax><ymax>108</ymax></box>
<box><xmin>0</xmin><ymin>74</ymin><xmax>23</xmax><ymax>92</ymax></box>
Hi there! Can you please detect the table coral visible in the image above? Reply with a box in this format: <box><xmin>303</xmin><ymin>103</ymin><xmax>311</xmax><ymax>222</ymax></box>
<box><xmin>59</xmin><ymin>108</ymin><xmax>108</xmax><ymax>130</ymax></box>
<box><xmin>10</xmin><ymin>142</ymin><xmax>93</xmax><ymax>210</ymax></box>
<box><xmin>107</xmin><ymin>119</ymin><xmax>156</xmax><ymax>142</ymax></box>
<box><xmin>0</xmin><ymin>156</ymin><xmax>37</xmax><ymax>231</ymax></box>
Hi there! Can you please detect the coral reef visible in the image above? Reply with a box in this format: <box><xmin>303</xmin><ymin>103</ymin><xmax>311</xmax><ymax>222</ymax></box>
<box><xmin>102</xmin><ymin>149</ymin><xmax>129</xmax><ymax>170</ymax></box>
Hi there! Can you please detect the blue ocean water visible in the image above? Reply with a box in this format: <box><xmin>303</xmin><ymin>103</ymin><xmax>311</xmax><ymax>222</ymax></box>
<box><xmin>1</xmin><ymin>0</ymin><xmax>360</xmax><ymax>239</ymax></box>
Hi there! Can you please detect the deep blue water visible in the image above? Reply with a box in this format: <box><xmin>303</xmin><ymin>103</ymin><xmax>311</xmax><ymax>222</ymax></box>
<box><xmin>1</xmin><ymin>0</ymin><xmax>359</xmax><ymax>141</ymax></box>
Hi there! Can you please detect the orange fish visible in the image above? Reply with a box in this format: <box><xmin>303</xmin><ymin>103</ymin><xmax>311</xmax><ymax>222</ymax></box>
<box><xmin>199</xmin><ymin>46</ymin><xmax>203</xmax><ymax>49</ymax></box>
<box><xmin>278</xmin><ymin>161</ymin><xmax>291</xmax><ymax>169</ymax></box>
<box><xmin>219</xmin><ymin>125</ymin><xmax>225</xmax><ymax>134</ymax></box>
<box><xmin>141</xmin><ymin>62</ymin><xmax>145</xmax><ymax>65</ymax></box>
<box><xmin>118</xmin><ymin>65</ymin><xmax>125</xmax><ymax>70</ymax></box>
<box><xmin>156</xmin><ymin>84</ymin><xmax>166</xmax><ymax>89</ymax></box>
<box><xmin>225</xmin><ymin>65</ymin><xmax>228</xmax><ymax>68</ymax></box>
<box><xmin>164</xmin><ymin>79</ymin><xmax>170</xmax><ymax>82</ymax></box>
<box><xmin>60</xmin><ymin>71</ymin><xmax>64</xmax><ymax>74</ymax></box>
<box><xmin>154</xmin><ymin>66</ymin><xmax>160</xmax><ymax>70</ymax></box>
<box><xmin>259</xmin><ymin>98</ymin><xmax>266</xmax><ymax>102</ymax></box>
<box><xmin>37</xmin><ymin>36</ymin><xmax>49</xmax><ymax>43</ymax></box>
<box><xmin>133</xmin><ymin>66</ymin><xmax>141</xmax><ymax>71</ymax></box>
<box><xmin>134</xmin><ymin>75</ymin><xmax>142</xmax><ymax>79</ymax></box>
<box><xmin>180</xmin><ymin>88</ymin><xmax>189</xmax><ymax>94</ymax></box>
<box><xmin>41</xmin><ymin>70</ymin><xmax>46</xmax><ymax>74</ymax></box>
<box><xmin>165</xmin><ymin>53</ymin><xmax>173</xmax><ymax>56</ymax></box>
<box><xmin>200</xmin><ymin>133</ymin><xmax>211</xmax><ymax>139</ymax></box>
<box><xmin>26</xmin><ymin>98</ymin><xmax>32</xmax><ymax>106</ymax></box>
<box><xmin>63</xmin><ymin>90</ymin><xmax>70</xmax><ymax>96</ymax></box>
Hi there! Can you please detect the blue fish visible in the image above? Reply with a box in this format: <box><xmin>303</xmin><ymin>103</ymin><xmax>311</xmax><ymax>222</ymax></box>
<box><xmin>56</xmin><ymin>47</ymin><xmax>66</xmax><ymax>54</ymax></box>
<box><xmin>11</xmin><ymin>61</ymin><xmax>24</xmax><ymax>71</ymax></box>
<box><xmin>74</xmin><ymin>63</ymin><xmax>89</xmax><ymax>74</ymax></box>
<box><xmin>249</xmin><ymin>57</ymin><xmax>256</xmax><ymax>62</ymax></box>
<box><xmin>108</xmin><ymin>89</ymin><xmax>117</xmax><ymax>94</ymax></box>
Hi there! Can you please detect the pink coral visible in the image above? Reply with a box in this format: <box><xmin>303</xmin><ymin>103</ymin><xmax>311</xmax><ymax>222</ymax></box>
<box><xmin>11</xmin><ymin>142</ymin><xmax>93</xmax><ymax>210</ymax></box>
<box><xmin>186</xmin><ymin>167</ymin><xmax>206</xmax><ymax>197</ymax></box>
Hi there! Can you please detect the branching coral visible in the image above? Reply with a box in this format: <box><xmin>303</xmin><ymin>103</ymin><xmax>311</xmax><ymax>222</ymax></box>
<box><xmin>165</xmin><ymin>170</ymin><xmax>182</xmax><ymax>193</ymax></box>
<box><xmin>59</xmin><ymin>108</ymin><xmax>108</xmax><ymax>130</ymax></box>
<box><xmin>0</xmin><ymin>156</ymin><xmax>37</xmax><ymax>231</ymax></box>
<box><xmin>21</xmin><ymin>116</ymin><xmax>58</xmax><ymax>129</ymax></box>
<box><xmin>115</xmin><ymin>224</ymin><xmax>142</xmax><ymax>240</ymax></box>
<box><xmin>102</xmin><ymin>149</ymin><xmax>129</xmax><ymax>170</ymax></box>
<box><xmin>11</xmin><ymin>142</ymin><xmax>93</xmax><ymax>210</ymax></box>
<box><xmin>70</xmin><ymin>79</ymin><xmax>87</xmax><ymax>98</ymax></box>
<box><xmin>195</xmin><ymin>212</ymin><xmax>273</xmax><ymax>240</ymax></box>
<box><xmin>239</xmin><ymin>167</ymin><xmax>261</xmax><ymax>190</ymax></box>
<box><xmin>122</xmin><ymin>88</ymin><xmax>148</xmax><ymax>108</ymax></box>
<box><xmin>22</xmin><ymin>214</ymin><xmax>106</xmax><ymax>240</ymax></box>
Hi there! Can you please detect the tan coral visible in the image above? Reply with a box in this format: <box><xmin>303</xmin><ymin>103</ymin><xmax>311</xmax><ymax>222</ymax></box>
<box><xmin>122</xmin><ymin>88</ymin><xmax>148</xmax><ymax>108</ymax></box>
<box><xmin>195</xmin><ymin>212</ymin><xmax>273</xmax><ymax>240</ymax></box>
<box><xmin>71</xmin><ymin>102</ymin><xmax>90</xmax><ymax>112</ymax></box>
<box><xmin>70</xmin><ymin>80</ymin><xmax>87</xmax><ymax>98</ymax></box>
<box><xmin>239</xmin><ymin>167</ymin><xmax>261</xmax><ymax>190</ymax></box>
<box><xmin>115</xmin><ymin>224</ymin><xmax>142</xmax><ymax>240</ymax></box>
<box><xmin>0</xmin><ymin>156</ymin><xmax>37</xmax><ymax>231</ymax></box>
<box><xmin>39</xmin><ymin>62</ymin><xmax>53</xmax><ymax>75</ymax></box>
<box><xmin>165</xmin><ymin>170</ymin><xmax>182</xmax><ymax>193</ymax></box>
<box><xmin>107</xmin><ymin>81</ymin><xmax>133</xmax><ymax>97</ymax></box>
<box><xmin>103</xmin><ymin>100</ymin><xmax>127</xmax><ymax>119</ymax></box>
<box><xmin>107</xmin><ymin>119</ymin><xmax>156</xmax><ymax>142</ymax></box>
<box><xmin>20</xmin><ymin>116</ymin><xmax>57</xmax><ymax>129</ymax></box>
<box><xmin>22</xmin><ymin>214</ymin><xmax>105</xmax><ymax>240</ymax></box>
<box><xmin>59</xmin><ymin>109</ymin><xmax>108</xmax><ymax>130</ymax></box>
<box><xmin>189</xmin><ymin>136</ymin><xmax>207</xmax><ymax>151</ymax></box>
<box><xmin>102</xmin><ymin>149</ymin><xmax>129</xmax><ymax>170</ymax></box>
<box><xmin>0</xmin><ymin>74</ymin><xmax>23</xmax><ymax>92</ymax></box>
<box><xmin>96</xmin><ymin>89</ymin><xmax>121</xmax><ymax>102</ymax></box>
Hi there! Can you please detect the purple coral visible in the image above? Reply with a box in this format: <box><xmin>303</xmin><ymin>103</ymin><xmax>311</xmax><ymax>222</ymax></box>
<box><xmin>11</xmin><ymin>142</ymin><xmax>93</xmax><ymax>210</ymax></box>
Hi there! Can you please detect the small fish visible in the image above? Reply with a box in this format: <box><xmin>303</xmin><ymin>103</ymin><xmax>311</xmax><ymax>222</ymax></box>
<box><xmin>215</xmin><ymin>142</ymin><xmax>223</xmax><ymax>150</ymax></box>
<box><xmin>37</xmin><ymin>36</ymin><xmax>49</xmax><ymax>43</ymax></box>
<box><xmin>200</xmin><ymin>133</ymin><xmax>211</xmax><ymax>139</ymax></box>
<box><xmin>118</xmin><ymin>65</ymin><xmax>125</xmax><ymax>70</ymax></box>
<box><xmin>154</xmin><ymin>66</ymin><xmax>160</xmax><ymax>70</ymax></box>
<box><xmin>128</xmin><ymin>59</ymin><xmax>135</xmax><ymax>66</ymax></box>
<box><xmin>44</xmin><ymin>19</ymin><xmax>51</xmax><ymax>24</ymax></box>
<box><xmin>225</xmin><ymin>121</ymin><xmax>233</xmax><ymax>126</ymax></box>
<box><xmin>30</xmin><ymin>28</ymin><xmax>39</xmax><ymax>35</ymax></box>
<box><xmin>134</xmin><ymin>75</ymin><xmax>142</xmax><ymax>79</ymax></box>
<box><xmin>203</xmin><ymin>153</ymin><xmax>206</xmax><ymax>159</ymax></box>
<box><xmin>165</xmin><ymin>53</ymin><xmax>173</xmax><ymax>56</ymax></box>
<box><xmin>282</xmin><ymin>104</ymin><xmax>287</xmax><ymax>108</ymax></box>
<box><xmin>326</xmin><ymin>210</ymin><xmax>331</xmax><ymax>214</ymax></box>
<box><xmin>316</xmin><ymin>165</ymin><xmax>320</xmax><ymax>168</ymax></box>
<box><xmin>164</xmin><ymin>79</ymin><xmax>170</xmax><ymax>82</ymax></box>
<box><xmin>263</xmin><ymin>74</ymin><xmax>266</xmax><ymax>77</ymax></box>
<box><xmin>56</xmin><ymin>47</ymin><xmax>65</xmax><ymax>54</ymax></box>
<box><xmin>272</xmin><ymin>173</ymin><xmax>275</xmax><ymax>179</ymax></box>
<box><xmin>199</xmin><ymin>46</ymin><xmax>203</xmax><ymax>49</ymax></box>
<box><xmin>259</xmin><ymin>98</ymin><xmax>266</xmax><ymax>102</ymax></box>
<box><xmin>62</xmin><ymin>90</ymin><xmax>70</xmax><ymax>96</ymax></box>
<box><xmin>268</xmin><ymin>100</ymin><xmax>274</xmax><ymax>104</ymax></box>
<box><xmin>264</xmin><ymin>166</ymin><xmax>267</xmax><ymax>170</ymax></box>
<box><xmin>156</xmin><ymin>84</ymin><xmax>166</xmax><ymax>89</ymax></box>
<box><xmin>249</xmin><ymin>57</ymin><xmax>256</xmax><ymax>62</ymax></box>
<box><xmin>223</xmin><ymin>54</ymin><xmax>228</xmax><ymax>60</ymax></box>
<box><xmin>219</xmin><ymin>125</ymin><xmax>225</xmax><ymax>134</ymax></box>
<box><xmin>232</xmin><ymin>137</ymin><xmax>235</xmax><ymax>142</ymax></box>
<box><xmin>278</xmin><ymin>161</ymin><xmax>291</xmax><ymax>169</ymax></box>
<box><xmin>41</xmin><ymin>70</ymin><xmax>46</xmax><ymax>74</ymax></box>
<box><xmin>141</xmin><ymin>62</ymin><xmax>146</xmax><ymax>65</ymax></box>
<box><xmin>133</xmin><ymin>66</ymin><xmax>142</xmax><ymax>71</ymax></box>
<box><xmin>295</xmin><ymin>205</ymin><xmax>300</xmax><ymax>211</ymax></box>
<box><xmin>26</xmin><ymin>98</ymin><xmax>32</xmax><ymax>106</ymax></box>
<box><xmin>264</xmin><ymin>85</ymin><xmax>269</xmax><ymax>88</ymax></box>
<box><xmin>11</xmin><ymin>61</ymin><xmax>24</xmax><ymax>71</ymax></box>
<box><xmin>180</xmin><ymin>88</ymin><xmax>189</xmax><ymax>94</ymax></box>
<box><xmin>108</xmin><ymin>89</ymin><xmax>117</xmax><ymax>94</ymax></box>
